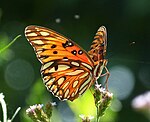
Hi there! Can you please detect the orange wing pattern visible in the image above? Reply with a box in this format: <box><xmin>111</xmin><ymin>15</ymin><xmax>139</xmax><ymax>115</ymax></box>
<box><xmin>25</xmin><ymin>25</ymin><xmax>108</xmax><ymax>101</ymax></box>
<box><xmin>88</xmin><ymin>26</ymin><xmax>108</xmax><ymax>78</ymax></box>
<box><xmin>25</xmin><ymin>25</ymin><xmax>95</xmax><ymax>101</ymax></box>
<box><xmin>88</xmin><ymin>26</ymin><xmax>107</xmax><ymax>64</ymax></box>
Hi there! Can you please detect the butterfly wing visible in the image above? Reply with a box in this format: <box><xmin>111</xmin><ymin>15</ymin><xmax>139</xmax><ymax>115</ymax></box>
<box><xmin>25</xmin><ymin>25</ymin><xmax>94</xmax><ymax>101</ymax></box>
<box><xmin>88</xmin><ymin>26</ymin><xmax>107</xmax><ymax>63</ymax></box>
<box><xmin>88</xmin><ymin>26</ymin><xmax>108</xmax><ymax>78</ymax></box>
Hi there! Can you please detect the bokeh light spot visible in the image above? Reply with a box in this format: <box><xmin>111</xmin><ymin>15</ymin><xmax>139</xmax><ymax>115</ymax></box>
<box><xmin>111</xmin><ymin>99</ymin><xmax>122</xmax><ymax>112</ymax></box>
<box><xmin>5</xmin><ymin>59</ymin><xmax>34</xmax><ymax>90</ymax></box>
<box><xmin>58</xmin><ymin>102</ymin><xmax>75</xmax><ymax>122</ymax></box>
<box><xmin>55</xmin><ymin>18</ymin><xmax>61</xmax><ymax>23</ymax></box>
<box><xmin>138</xmin><ymin>66</ymin><xmax>150</xmax><ymax>87</ymax></box>
<box><xmin>105</xmin><ymin>65</ymin><xmax>135</xmax><ymax>100</ymax></box>
<box><xmin>74</xmin><ymin>14</ymin><xmax>80</xmax><ymax>19</ymax></box>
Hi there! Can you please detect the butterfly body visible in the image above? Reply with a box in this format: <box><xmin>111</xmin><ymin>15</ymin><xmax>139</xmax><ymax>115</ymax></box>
<box><xmin>25</xmin><ymin>25</ymin><xmax>108</xmax><ymax>101</ymax></box>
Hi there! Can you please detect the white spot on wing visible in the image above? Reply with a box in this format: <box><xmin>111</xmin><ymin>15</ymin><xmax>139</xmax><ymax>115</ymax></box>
<box><xmin>50</xmin><ymin>85</ymin><xmax>56</xmax><ymax>91</ymax></box>
<box><xmin>71</xmin><ymin>61</ymin><xmax>80</xmax><ymax>66</ymax></box>
<box><xmin>25</xmin><ymin>30</ymin><xmax>32</xmax><ymax>33</ymax></box>
<box><xmin>49</xmin><ymin>67</ymin><xmax>56</xmax><ymax>73</ymax></box>
<box><xmin>64</xmin><ymin>89</ymin><xmax>69</xmax><ymax>98</ymax></box>
<box><xmin>56</xmin><ymin>91</ymin><xmax>59</xmax><ymax>96</ymax></box>
<box><xmin>53</xmin><ymin>87</ymin><xmax>58</xmax><ymax>93</ymax></box>
<box><xmin>32</xmin><ymin>40</ymin><xmax>44</xmax><ymax>45</ymax></box>
<box><xmin>35</xmin><ymin>27</ymin><xmax>40</xmax><ymax>31</ymax></box>
<box><xmin>40</xmin><ymin>31</ymin><xmax>50</xmax><ymax>36</ymax></box>
<box><xmin>57</xmin><ymin>77</ymin><xmax>65</xmax><ymax>85</ymax></box>
<box><xmin>45</xmin><ymin>78</ymin><xmax>55</xmax><ymax>86</ymax></box>
<box><xmin>49</xmin><ymin>65</ymin><xmax>70</xmax><ymax>73</ymax></box>
<box><xmin>36</xmin><ymin>48</ymin><xmax>43</xmax><ymax>52</ymax></box>
<box><xmin>79</xmin><ymin>85</ymin><xmax>89</xmax><ymax>95</ymax></box>
<box><xmin>79</xmin><ymin>75</ymin><xmax>92</xmax><ymax>91</ymax></box>
<box><xmin>80</xmin><ymin>72</ymin><xmax>89</xmax><ymax>79</ymax></box>
<box><xmin>57</xmin><ymin>65</ymin><xmax>70</xmax><ymax>71</ymax></box>
<box><xmin>42</xmin><ymin>61</ymin><xmax>54</xmax><ymax>70</ymax></box>
<box><xmin>67</xmin><ymin>95</ymin><xmax>70</xmax><ymax>99</ymax></box>
<box><xmin>81</xmin><ymin>62</ymin><xmax>92</xmax><ymax>70</ymax></box>
<box><xmin>73</xmin><ymin>80</ymin><xmax>79</xmax><ymax>88</ymax></box>
<box><xmin>27</xmin><ymin>33</ymin><xmax>37</xmax><ymax>36</ymax></box>
<box><xmin>65</xmin><ymin>70</ymin><xmax>84</xmax><ymax>75</ymax></box>
<box><xmin>62</xmin><ymin>82</ymin><xmax>69</xmax><ymax>89</ymax></box>
<box><xmin>74</xmin><ymin>88</ymin><xmax>79</xmax><ymax>95</ymax></box>
<box><xmin>71</xmin><ymin>92</ymin><xmax>75</xmax><ymax>97</ymax></box>
<box><xmin>36</xmin><ymin>50</ymin><xmax>43</xmax><ymax>54</ymax></box>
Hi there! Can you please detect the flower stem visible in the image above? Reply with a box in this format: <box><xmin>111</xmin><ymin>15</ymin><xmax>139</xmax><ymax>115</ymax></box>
<box><xmin>0</xmin><ymin>93</ymin><xmax>7</xmax><ymax>122</ymax></box>
<box><xmin>97</xmin><ymin>107</ymin><xmax>99</xmax><ymax>122</ymax></box>
<box><xmin>10</xmin><ymin>107</ymin><xmax>21</xmax><ymax>121</ymax></box>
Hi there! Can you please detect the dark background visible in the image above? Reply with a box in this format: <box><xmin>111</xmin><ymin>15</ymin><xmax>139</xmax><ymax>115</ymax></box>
<box><xmin>0</xmin><ymin>0</ymin><xmax>150</xmax><ymax>122</ymax></box>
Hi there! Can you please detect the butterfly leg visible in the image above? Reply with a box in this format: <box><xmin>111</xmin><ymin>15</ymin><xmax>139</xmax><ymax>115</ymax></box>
<box><xmin>100</xmin><ymin>66</ymin><xmax>110</xmax><ymax>91</ymax></box>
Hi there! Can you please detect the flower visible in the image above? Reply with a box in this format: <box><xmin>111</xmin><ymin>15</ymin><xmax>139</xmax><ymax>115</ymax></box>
<box><xmin>131</xmin><ymin>91</ymin><xmax>150</xmax><ymax>111</ymax></box>
<box><xmin>26</xmin><ymin>104</ymin><xmax>43</xmax><ymax>115</ymax></box>
<box><xmin>79</xmin><ymin>114</ymin><xmax>94</xmax><ymax>122</ymax></box>
<box><xmin>26</xmin><ymin>102</ymin><xmax>56</xmax><ymax>122</ymax></box>
<box><xmin>94</xmin><ymin>84</ymin><xmax>113</xmax><ymax>121</ymax></box>
<box><xmin>131</xmin><ymin>91</ymin><xmax>150</xmax><ymax>120</ymax></box>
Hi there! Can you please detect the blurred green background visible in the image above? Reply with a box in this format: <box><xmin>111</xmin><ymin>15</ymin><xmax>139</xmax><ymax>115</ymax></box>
<box><xmin>0</xmin><ymin>0</ymin><xmax>150</xmax><ymax>122</ymax></box>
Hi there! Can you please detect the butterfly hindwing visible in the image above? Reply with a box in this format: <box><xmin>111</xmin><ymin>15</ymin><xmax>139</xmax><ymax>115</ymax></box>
<box><xmin>41</xmin><ymin>59</ymin><xmax>93</xmax><ymax>101</ymax></box>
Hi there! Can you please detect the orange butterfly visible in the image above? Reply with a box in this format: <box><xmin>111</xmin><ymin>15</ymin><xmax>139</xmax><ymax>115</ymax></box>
<box><xmin>25</xmin><ymin>25</ymin><xmax>109</xmax><ymax>101</ymax></box>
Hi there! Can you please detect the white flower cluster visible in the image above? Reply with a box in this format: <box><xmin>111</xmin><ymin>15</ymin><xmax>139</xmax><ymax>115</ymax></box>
<box><xmin>26</xmin><ymin>104</ymin><xmax>43</xmax><ymax>114</ymax></box>
<box><xmin>79</xmin><ymin>114</ymin><xmax>94</xmax><ymax>121</ymax></box>
<box><xmin>95</xmin><ymin>84</ymin><xmax>113</xmax><ymax>98</ymax></box>
<box><xmin>132</xmin><ymin>91</ymin><xmax>150</xmax><ymax>110</ymax></box>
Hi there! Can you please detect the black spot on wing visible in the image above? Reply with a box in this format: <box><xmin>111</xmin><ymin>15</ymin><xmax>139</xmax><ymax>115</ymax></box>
<box><xmin>78</xmin><ymin>50</ymin><xmax>83</xmax><ymax>55</ymax></box>
<box><xmin>53</xmin><ymin>51</ymin><xmax>58</xmax><ymax>54</ymax></box>
<box><xmin>62</xmin><ymin>41</ymin><xmax>74</xmax><ymax>48</ymax></box>
<box><xmin>71</xmin><ymin>50</ymin><xmax>77</xmax><ymax>55</ymax></box>
<box><xmin>51</xmin><ymin>44</ymin><xmax>57</xmax><ymax>48</ymax></box>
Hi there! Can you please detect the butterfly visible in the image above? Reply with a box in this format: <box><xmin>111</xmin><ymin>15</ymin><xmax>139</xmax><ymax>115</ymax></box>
<box><xmin>25</xmin><ymin>25</ymin><xmax>109</xmax><ymax>101</ymax></box>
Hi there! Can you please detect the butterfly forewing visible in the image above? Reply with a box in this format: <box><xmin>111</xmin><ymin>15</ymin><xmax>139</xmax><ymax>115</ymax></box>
<box><xmin>25</xmin><ymin>26</ymin><xmax>93</xmax><ymax>65</ymax></box>
<box><xmin>25</xmin><ymin>25</ymin><xmax>95</xmax><ymax>101</ymax></box>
